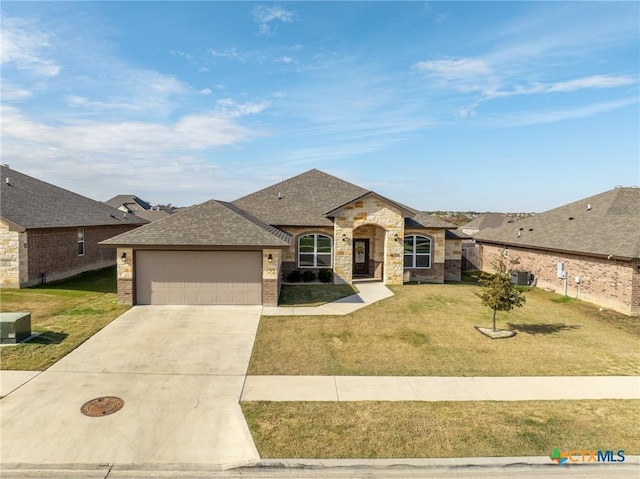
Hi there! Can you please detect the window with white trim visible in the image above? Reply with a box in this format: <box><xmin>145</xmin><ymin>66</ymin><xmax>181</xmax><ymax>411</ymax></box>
<box><xmin>403</xmin><ymin>235</ymin><xmax>431</xmax><ymax>268</ymax></box>
<box><xmin>298</xmin><ymin>234</ymin><xmax>332</xmax><ymax>268</ymax></box>
<box><xmin>77</xmin><ymin>227</ymin><xmax>85</xmax><ymax>256</ymax></box>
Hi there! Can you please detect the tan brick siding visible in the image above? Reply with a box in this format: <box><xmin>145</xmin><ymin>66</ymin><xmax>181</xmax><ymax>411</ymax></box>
<box><xmin>480</xmin><ymin>243</ymin><xmax>639</xmax><ymax>316</ymax></box>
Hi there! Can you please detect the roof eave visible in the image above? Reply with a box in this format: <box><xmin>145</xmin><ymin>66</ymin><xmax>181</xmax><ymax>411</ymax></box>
<box><xmin>0</xmin><ymin>216</ymin><xmax>26</xmax><ymax>233</ymax></box>
<box><xmin>475</xmin><ymin>238</ymin><xmax>635</xmax><ymax>262</ymax></box>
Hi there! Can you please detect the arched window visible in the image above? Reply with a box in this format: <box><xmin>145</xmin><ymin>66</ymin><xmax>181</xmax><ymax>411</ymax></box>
<box><xmin>298</xmin><ymin>234</ymin><xmax>332</xmax><ymax>268</ymax></box>
<box><xmin>404</xmin><ymin>235</ymin><xmax>431</xmax><ymax>268</ymax></box>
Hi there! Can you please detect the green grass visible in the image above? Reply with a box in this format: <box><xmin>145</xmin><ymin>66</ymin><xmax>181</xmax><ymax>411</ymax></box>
<box><xmin>248</xmin><ymin>283</ymin><xmax>640</xmax><ymax>376</ymax></box>
<box><xmin>242</xmin><ymin>400</ymin><xmax>640</xmax><ymax>458</ymax></box>
<box><xmin>278</xmin><ymin>284</ymin><xmax>357</xmax><ymax>306</ymax></box>
<box><xmin>0</xmin><ymin>267</ymin><xmax>129</xmax><ymax>370</ymax></box>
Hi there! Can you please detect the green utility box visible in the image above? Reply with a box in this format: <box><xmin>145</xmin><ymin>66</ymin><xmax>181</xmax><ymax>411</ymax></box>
<box><xmin>0</xmin><ymin>312</ymin><xmax>32</xmax><ymax>344</ymax></box>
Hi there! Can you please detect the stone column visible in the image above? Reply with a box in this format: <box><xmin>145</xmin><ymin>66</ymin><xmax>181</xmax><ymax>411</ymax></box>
<box><xmin>116</xmin><ymin>248</ymin><xmax>133</xmax><ymax>305</ymax></box>
<box><xmin>333</xmin><ymin>221</ymin><xmax>353</xmax><ymax>284</ymax></box>
<box><xmin>262</xmin><ymin>249</ymin><xmax>281</xmax><ymax>306</ymax></box>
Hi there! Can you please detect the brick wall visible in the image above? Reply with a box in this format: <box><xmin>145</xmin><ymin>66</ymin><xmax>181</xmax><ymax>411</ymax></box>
<box><xmin>25</xmin><ymin>225</ymin><xmax>140</xmax><ymax>286</ymax></box>
<box><xmin>480</xmin><ymin>243</ymin><xmax>639</xmax><ymax>316</ymax></box>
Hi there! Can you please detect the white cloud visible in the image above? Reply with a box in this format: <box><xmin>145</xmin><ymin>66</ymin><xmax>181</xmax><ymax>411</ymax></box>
<box><xmin>274</xmin><ymin>56</ymin><xmax>294</xmax><ymax>64</ymax></box>
<box><xmin>1</xmin><ymin>104</ymin><xmax>263</xmax><ymax>157</ymax></box>
<box><xmin>208</xmin><ymin>48</ymin><xmax>246</xmax><ymax>62</ymax></box>
<box><xmin>215</xmin><ymin>98</ymin><xmax>270</xmax><ymax>118</ymax></box>
<box><xmin>482</xmin><ymin>98</ymin><xmax>639</xmax><ymax>128</ymax></box>
<box><xmin>414</xmin><ymin>57</ymin><xmax>492</xmax><ymax>79</ymax></box>
<box><xmin>199</xmin><ymin>88</ymin><xmax>213</xmax><ymax>95</ymax></box>
<box><xmin>1</xmin><ymin>80</ymin><xmax>32</xmax><ymax>101</ymax></box>
<box><xmin>0</xmin><ymin>17</ymin><xmax>60</xmax><ymax>77</ymax></box>
<box><xmin>547</xmin><ymin>75</ymin><xmax>635</xmax><ymax>93</ymax></box>
<box><xmin>252</xmin><ymin>5</ymin><xmax>297</xmax><ymax>35</ymax></box>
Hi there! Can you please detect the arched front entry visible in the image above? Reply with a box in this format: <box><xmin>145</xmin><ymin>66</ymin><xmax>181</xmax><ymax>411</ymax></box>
<box><xmin>352</xmin><ymin>224</ymin><xmax>387</xmax><ymax>280</ymax></box>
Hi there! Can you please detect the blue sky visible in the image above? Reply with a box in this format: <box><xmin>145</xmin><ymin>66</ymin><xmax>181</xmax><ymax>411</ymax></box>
<box><xmin>1</xmin><ymin>1</ymin><xmax>638</xmax><ymax>212</ymax></box>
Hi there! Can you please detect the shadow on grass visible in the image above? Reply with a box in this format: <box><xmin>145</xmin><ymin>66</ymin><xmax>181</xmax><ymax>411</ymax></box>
<box><xmin>29</xmin><ymin>331</ymin><xmax>68</xmax><ymax>345</ymax></box>
<box><xmin>506</xmin><ymin>322</ymin><xmax>581</xmax><ymax>335</ymax></box>
<box><xmin>33</xmin><ymin>266</ymin><xmax>116</xmax><ymax>294</ymax></box>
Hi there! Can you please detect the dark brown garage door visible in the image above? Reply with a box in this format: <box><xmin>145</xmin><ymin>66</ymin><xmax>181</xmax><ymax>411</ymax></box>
<box><xmin>136</xmin><ymin>251</ymin><xmax>262</xmax><ymax>305</ymax></box>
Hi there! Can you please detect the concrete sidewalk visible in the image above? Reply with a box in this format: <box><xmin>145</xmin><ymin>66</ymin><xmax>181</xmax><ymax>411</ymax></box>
<box><xmin>242</xmin><ymin>375</ymin><xmax>640</xmax><ymax>401</ymax></box>
<box><xmin>261</xmin><ymin>280</ymin><xmax>394</xmax><ymax>316</ymax></box>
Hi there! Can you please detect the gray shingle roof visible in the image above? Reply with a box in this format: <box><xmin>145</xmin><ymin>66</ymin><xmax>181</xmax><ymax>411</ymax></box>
<box><xmin>407</xmin><ymin>212</ymin><xmax>456</xmax><ymax>229</ymax></box>
<box><xmin>105</xmin><ymin>195</ymin><xmax>151</xmax><ymax>211</ymax></box>
<box><xmin>100</xmin><ymin>199</ymin><xmax>291</xmax><ymax>247</ymax></box>
<box><xmin>233</xmin><ymin>169</ymin><xmax>368</xmax><ymax>226</ymax></box>
<box><xmin>137</xmin><ymin>209</ymin><xmax>172</xmax><ymax>222</ymax></box>
<box><xmin>461</xmin><ymin>213</ymin><xmax>517</xmax><ymax>232</ymax></box>
<box><xmin>1</xmin><ymin>166</ymin><xmax>147</xmax><ymax>230</ymax></box>
<box><xmin>475</xmin><ymin>187</ymin><xmax>640</xmax><ymax>260</ymax></box>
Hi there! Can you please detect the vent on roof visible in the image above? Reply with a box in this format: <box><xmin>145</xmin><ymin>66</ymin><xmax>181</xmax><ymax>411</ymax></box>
<box><xmin>517</xmin><ymin>230</ymin><xmax>521</xmax><ymax>237</ymax></box>
<box><xmin>528</xmin><ymin>228</ymin><xmax>534</xmax><ymax>232</ymax></box>
<box><xmin>278</xmin><ymin>192</ymin><xmax>283</xmax><ymax>200</ymax></box>
<box><xmin>5</xmin><ymin>178</ymin><xmax>10</xmax><ymax>185</ymax></box>
<box><xmin>568</xmin><ymin>217</ymin><xmax>574</xmax><ymax>220</ymax></box>
<box><xmin>587</xmin><ymin>203</ymin><xmax>591</xmax><ymax>211</ymax></box>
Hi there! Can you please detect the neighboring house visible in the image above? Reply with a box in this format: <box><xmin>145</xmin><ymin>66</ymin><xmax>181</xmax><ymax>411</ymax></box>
<box><xmin>475</xmin><ymin>187</ymin><xmax>640</xmax><ymax>316</ymax></box>
<box><xmin>137</xmin><ymin>208</ymin><xmax>173</xmax><ymax>223</ymax></box>
<box><xmin>459</xmin><ymin>213</ymin><xmax>517</xmax><ymax>237</ymax></box>
<box><xmin>0</xmin><ymin>166</ymin><xmax>147</xmax><ymax>288</ymax></box>
<box><xmin>101</xmin><ymin>169</ymin><xmax>459</xmax><ymax>306</ymax></box>
<box><xmin>105</xmin><ymin>195</ymin><xmax>152</xmax><ymax>215</ymax></box>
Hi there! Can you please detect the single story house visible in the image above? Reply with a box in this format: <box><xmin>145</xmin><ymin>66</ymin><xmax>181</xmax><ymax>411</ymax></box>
<box><xmin>475</xmin><ymin>186</ymin><xmax>640</xmax><ymax>316</ymax></box>
<box><xmin>1</xmin><ymin>165</ymin><xmax>147</xmax><ymax>288</ymax></box>
<box><xmin>101</xmin><ymin>169</ymin><xmax>459</xmax><ymax>306</ymax></box>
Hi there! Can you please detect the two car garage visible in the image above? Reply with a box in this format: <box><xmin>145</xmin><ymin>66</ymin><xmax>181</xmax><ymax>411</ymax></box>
<box><xmin>135</xmin><ymin>251</ymin><xmax>262</xmax><ymax>305</ymax></box>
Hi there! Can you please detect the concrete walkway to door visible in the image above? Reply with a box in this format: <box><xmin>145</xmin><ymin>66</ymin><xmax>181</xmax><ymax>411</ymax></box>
<box><xmin>262</xmin><ymin>280</ymin><xmax>394</xmax><ymax>316</ymax></box>
<box><xmin>0</xmin><ymin>306</ymin><xmax>262</xmax><ymax>469</ymax></box>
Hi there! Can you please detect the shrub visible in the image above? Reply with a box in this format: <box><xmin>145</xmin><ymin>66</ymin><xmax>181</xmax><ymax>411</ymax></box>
<box><xmin>318</xmin><ymin>268</ymin><xmax>333</xmax><ymax>283</ymax></box>
<box><xmin>302</xmin><ymin>270</ymin><xmax>316</xmax><ymax>282</ymax></box>
<box><xmin>287</xmin><ymin>270</ymin><xmax>302</xmax><ymax>283</ymax></box>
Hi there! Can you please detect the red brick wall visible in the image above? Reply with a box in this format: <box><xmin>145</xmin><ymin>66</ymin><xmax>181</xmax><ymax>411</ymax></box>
<box><xmin>26</xmin><ymin>225</ymin><xmax>140</xmax><ymax>283</ymax></box>
<box><xmin>480</xmin><ymin>243</ymin><xmax>638</xmax><ymax>316</ymax></box>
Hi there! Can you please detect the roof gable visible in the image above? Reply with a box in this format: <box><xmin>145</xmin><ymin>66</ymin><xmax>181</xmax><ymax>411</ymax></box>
<box><xmin>324</xmin><ymin>191</ymin><xmax>417</xmax><ymax>218</ymax></box>
<box><xmin>1</xmin><ymin>166</ymin><xmax>147</xmax><ymax>230</ymax></box>
<box><xmin>475</xmin><ymin>187</ymin><xmax>640</xmax><ymax>259</ymax></box>
<box><xmin>100</xmin><ymin>199</ymin><xmax>291</xmax><ymax>247</ymax></box>
<box><xmin>232</xmin><ymin>169</ymin><xmax>368</xmax><ymax>226</ymax></box>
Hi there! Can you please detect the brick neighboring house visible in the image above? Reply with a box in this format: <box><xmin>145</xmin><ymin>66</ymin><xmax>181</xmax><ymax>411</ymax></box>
<box><xmin>1</xmin><ymin>166</ymin><xmax>147</xmax><ymax>288</ymax></box>
<box><xmin>101</xmin><ymin>169</ymin><xmax>460</xmax><ymax>306</ymax></box>
<box><xmin>475</xmin><ymin>187</ymin><xmax>640</xmax><ymax>316</ymax></box>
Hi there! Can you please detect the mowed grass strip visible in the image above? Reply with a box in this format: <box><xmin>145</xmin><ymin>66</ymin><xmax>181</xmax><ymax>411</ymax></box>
<box><xmin>0</xmin><ymin>267</ymin><xmax>129</xmax><ymax>370</ymax></box>
<box><xmin>242</xmin><ymin>400</ymin><xmax>640</xmax><ymax>459</ymax></box>
<box><xmin>278</xmin><ymin>284</ymin><xmax>357</xmax><ymax>306</ymax></box>
<box><xmin>249</xmin><ymin>284</ymin><xmax>640</xmax><ymax>376</ymax></box>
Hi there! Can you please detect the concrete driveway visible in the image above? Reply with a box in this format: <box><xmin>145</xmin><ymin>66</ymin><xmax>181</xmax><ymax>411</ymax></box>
<box><xmin>0</xmin><ymin>306</ymin><xmax>261</xmax><ymax>468</ymax></box>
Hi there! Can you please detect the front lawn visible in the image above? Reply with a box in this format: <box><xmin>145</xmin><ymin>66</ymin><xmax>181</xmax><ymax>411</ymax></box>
<box><xmin>0</xmin><ymin>267</ymin><xmax>129</xmax><ymax>370</ymax></box>
<box><xmin>242</xmin><ymin>400</ymin><xmax>640</xmax><ymax>458</ymax></box>
<box><xmin>248</xmin><ymin>283</ymin><xmax>640</xmax><ymax>376</ymax></box>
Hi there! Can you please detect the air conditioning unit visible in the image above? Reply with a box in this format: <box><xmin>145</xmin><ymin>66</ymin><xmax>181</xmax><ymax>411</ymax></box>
<box><xmin>0</xmin><ymin>312</ymin><xmax>31</xmax><ymax>344</ymax></box>
<box><xmin>510</xmin><ymin>271</ymin><xmax>531</xmax><ymax>286</ymax></box>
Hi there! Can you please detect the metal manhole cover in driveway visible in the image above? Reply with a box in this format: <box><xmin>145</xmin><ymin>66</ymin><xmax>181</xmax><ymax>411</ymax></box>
<box><xmin>81</xmin><ymin>396</ymin><xmax>124</xmax><ymax>417</ymax></box>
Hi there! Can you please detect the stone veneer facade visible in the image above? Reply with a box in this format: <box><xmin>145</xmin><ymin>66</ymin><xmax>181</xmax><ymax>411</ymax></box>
<box><xmin>444</xmin><ymin>236</ymin><xmax>462</xmax><ymax>282</ymax></box>
<box><xmin>332</xmin><ymin>196</ymin><xmax>405</xmax><ymax>285</ymax></box>
<box><xmin>1</xmin><ymin>222</ymin><xmax>137</xmax><ymax>288</ymax></box>
<box><xmin>480</xmin><ymin>243</ymin><xmax>640</xmax><ymax>316</ymax></box>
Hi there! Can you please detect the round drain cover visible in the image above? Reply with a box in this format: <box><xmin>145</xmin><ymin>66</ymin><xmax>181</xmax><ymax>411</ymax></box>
<box><xmin>81</xmin><ymin>396</ymin><xmax>124</xmax><ymax>417</ymax></box>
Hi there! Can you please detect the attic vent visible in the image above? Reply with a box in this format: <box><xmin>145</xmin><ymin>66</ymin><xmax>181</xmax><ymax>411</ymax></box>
<box><xmin>278</xmin><ymin>192</ymin><xmax>283</xmax><ymax>200</ymax></box>
<box><xmin>528</xmin><ymin>228</ymin><xmax>534</xmax><ymax>232</ymax></box>
<box><xmin>5</xmin><ymin>177</ymin><xmax>10</xmax><ymax>185</ymax></box>
<box><xmin>587</xmin><ymin>203</ymin><xmax>591</xmax><ymax>211</ymax></box>
<box><xmin>517</xmin><ymin>231</ymin><xmax>521</xmax><ymax>237</ymax></box>
<box><xmin>568</xmin><ymin>217</ymin><xmax>574</xmax><ymax>220</ymax></box>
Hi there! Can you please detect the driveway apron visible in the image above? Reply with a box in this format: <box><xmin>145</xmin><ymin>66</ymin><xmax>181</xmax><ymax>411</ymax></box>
<box><xmin>0</xmin><ymin>306</ymin><xmax>262</xmax><ymax>468</ymax></box>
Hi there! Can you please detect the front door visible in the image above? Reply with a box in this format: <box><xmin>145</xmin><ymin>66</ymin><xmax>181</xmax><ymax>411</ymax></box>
<box><xmin>353</xmin><ymin>239</ymin><xmax>369</xmax><ymax>275</ymax></box>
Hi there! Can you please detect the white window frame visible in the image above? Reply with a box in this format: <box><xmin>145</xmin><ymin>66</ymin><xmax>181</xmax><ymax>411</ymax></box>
<box><xmin>77</xmin><ymin>227</ymin><xmax>85</xmax><ymax>256</ymax></box>
<box><xmin>403</xmin><ymin>234</ymin><xmax>431</xmax><ymax>269</ymax></box>
<box><xmin>297</xmin><ymin>234</ymin><xmax>332</xmax><ymax>268</ymax></box>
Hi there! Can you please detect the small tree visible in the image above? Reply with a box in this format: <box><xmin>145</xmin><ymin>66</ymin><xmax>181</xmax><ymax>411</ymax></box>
<box><xmin>475</xmin><ymin>256</ymin><xmax>526</xmax><ymax>331</ymax></box>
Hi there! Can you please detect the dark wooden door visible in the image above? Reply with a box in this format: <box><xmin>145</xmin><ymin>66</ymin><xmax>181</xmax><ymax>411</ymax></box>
<box><xmin>353</xmin><ymin>239</ymin><xmax>369</xmax><ymax>275</ymax></box>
